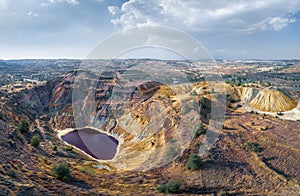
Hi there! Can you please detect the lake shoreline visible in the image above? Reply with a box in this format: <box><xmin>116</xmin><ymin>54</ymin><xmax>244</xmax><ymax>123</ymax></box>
<box><xmin>56</xmin><ymin>126</ymin><xmax>121</xmax><ymax>162</ymax></box>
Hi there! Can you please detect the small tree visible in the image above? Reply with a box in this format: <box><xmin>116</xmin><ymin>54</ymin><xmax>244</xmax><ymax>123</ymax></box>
<box><xmin>245</xmin><ymin>142</ymin><xmax>263</xmax><ymax>152</ymax></box>
<box><xmin>199</xmin><ymin>96</ymin><xmax>206</xmax><ymax>108</ymax></box>
<box><xmin>51</xmin><ymin>163</ymin><xmax>71</xmax><ymax>182</ymax></box>
<box><xmin>193</xmin><ymin>123</ymin><xmax>206</xmax><ymax>138</ymax></box>
<box><xmin>18</xmin><ymin>118</ymin><xmax>30</xmax><ymax>133</ymax></box>
<box><xmin>65</xmin><ymin>146</ymin><xmax>73</xmax><ymax>151</ymax></box>
<box><xmin>190</xmin><ymin>90</ymin><xmax>197</xmax><ymax>96</ymax></box>
<box><xmin>218</xmin><ymin>190</ymin><xmax>229</xmax><ymax>196</ymax></box>
<box><xmin>166</xmin><ymin>146</ymin><xmax>178</xmax><ymax>158</ymax></box>
<box><xmin>52</xmin><ymin>145</ymin><xmax>58</xmax><ymax>151</ymax></box>
<box><xmin>30</xmin><ymin>135</ymin><xmax>41</xmax><ymax>147</ymax></box>
<box><xmin>186</xmin><ymin>154</ymin><xmax>201</xmax><ymax>170</ymax></box>
<box><xmin>157</xmin><ymin>181</ymin><xmax>180</xmax><ymax>193</ymax></box>
<box><xmin>227</xmin><ymin>96</ymin><xmax>233</xmax><ymax>107</ymax></box>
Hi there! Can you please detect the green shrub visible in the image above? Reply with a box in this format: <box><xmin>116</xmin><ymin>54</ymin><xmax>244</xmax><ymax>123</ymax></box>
<box><xmin>245</xmin><ymin>142</ymin><xmax>263</xmax><ymax>152</ymax></box>
<box><xmin>52</xmin><ymin>145</ymin><xmax>57</xmax><ymax>151</ymax></box>
<box><xmin>157</xmin><ymin>181</ymin><xmax>180</xmax><ymax>193</ymax></box>
<box><xmin>7</xmin><ymin>169</ymin><xmax>17</xmax><ymax>178</ymax></box>
<box><xmin>186</xmin><ymin>154</ymin><xmax>201</xmax><ymax>170</ymax></box>
<box><xmin>199</xmin><ymin>96</ymin><xmax>206</xmax><ymax>108</ymax></box>
<box><xmin>8</xmin><ymin>139</ymin><xmax>14</xmax><ymax>144</ymax></box>
<box><xmin>18</xmin><ymin>118</ymin><xmax>30</xmax><ymax>133</ymax></box>
<box><xmin>195</xmin><ymin>141</ymin><xmax>202</xmax><ymax>147</ymax></box>
<box><xmin>218</xmin><ymin>190</ymin><xmax>229</xmax><ymax>196</ymax></box>
<box><xmin>190</xmin><ymin>90</ymin><xmax>197</xmax><ymax>96</ymax></box>
<box><xmin>30</xmin><ymin>135</ymin><xmax>41</xmax><ymax>147</ymax></box>
<box><xmin>193</xmin><ymin>123</ymin><xmax>206</xmax><ymax>138</ymax></box>
<box><xmin>65</xmin><ymin>146</ymin><xmax>73</xmax><ymax>151</ymax></box>
<box><xmin>166</xmin><ymin>146</ymin><xmax>178</xmax><ymax>158</ymax></box>
<box><xmin>79</xmin><ymin>167</ymin><xmax>86</xmax><ymax>173</ymax></box>
<box><xmin>227</xmin><ymin>96</ymin><xmax>233</xmax><ymax>107</ymax></box>
<box><xmin>87</xmin><ymin>169</ymin><xmax>95</xmax><ymax>174</ymax></box>
<box><xmin>51</xmin><ymin>163</ymin><xmax>71</xmax><ymax>182</ymax></box>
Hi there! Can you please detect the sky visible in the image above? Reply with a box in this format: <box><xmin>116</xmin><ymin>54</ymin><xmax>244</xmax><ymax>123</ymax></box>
<box><xmin>0</xmin><ymin>0</ymin><xmax>300</xmax><ymax>60</ymax></box>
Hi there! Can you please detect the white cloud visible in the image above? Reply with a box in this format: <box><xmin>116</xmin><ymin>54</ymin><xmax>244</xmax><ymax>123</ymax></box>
<box><xmin>268</xmin><ymin>16</ymin><xmax>296</xmax><ymax>31</ymax></box>
<box><xmin>109</xmin><ymin>0</ymin><xmax>300</xmax><ymax>33</ymax></box>
<box><xmin>108</xmin><ymin>6</ymin><xmax>119</xmax><ymax>15</ymax></box>
<box><xmin>48</xmin><ymin>0</ymin><xmax>79</xmax><ymax>5</ymax></box>
<box><xmin>27</xmin><ymin>11</ymin><xmax>38</xmax><ymax>16</ymax></box>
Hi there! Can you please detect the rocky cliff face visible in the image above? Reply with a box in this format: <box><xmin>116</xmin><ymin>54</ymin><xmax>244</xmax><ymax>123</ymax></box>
<box><xmin>52</xmin><ymin>71</ymin><xmax>198</xmax><ymax>170</ymax></box>
<box><xmin>50</xmin><ymin>72</ymin><xmax>75</xmax><ymax>129</ymax></box>
<box><xmin>0</xmin><ymin>77</ymin><xmax>58</xmax><ymax>123</ymax></box>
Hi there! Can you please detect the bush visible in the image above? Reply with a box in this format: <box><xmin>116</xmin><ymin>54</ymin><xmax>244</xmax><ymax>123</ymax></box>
<box><xmin>218</xmin><ymin>190</ymin><xmax>229</xmax><ymax>196</ymax></box>
<box><xmin>193</xmin><ymin>123</ymin><xmax>206</xmax><ymax>138</ymax></box>
<box><xmin>195</xmin><ymin>141</ymin><xmax>202</xmax><ymax>147</ymax></box>
<box><xmin>157</xmin><ymin>181</ymin><xmax>180</xmax><ymax>193</ymax></box>
<box><xmin>166</xmin><ymin>146</ymin><xmax>178</xmax><ymax>158</ymax></box>
<box><xmin>7</xmin><ymin>169</ymin><xmax>17</xmax><ymax>178</ymax></box>
<box><xmin>18</xmin><ymin>118</ymin><xmax>30</xmax><ymax>133</ymax></box>
<box><xmin>52</xmin><ymin>145</ymin><xmax>57</xmax><ymax>151</ymax></box>
<box><xmin>199</xmin><ymin>96</ymin><xmax>206</xmax><ymax>108</ymax></box>
<box><xmin>30</xmin><ymin>135</ymin><xmax>41</xmax><ymax>147</ymax></box>
<box><xmin>227</xmin><ymin>96</ymin><xmax>233</xmax><ymax>107</ymax></box>
<box><xmin>186</xmin><ymin>154</ymin><xmax>201</xmax><ymax>170</ymax></box>
<box><xmin>245</xmin><ymin>142</ymin><xmax>263</xmax><ymax>152</ymax></box>
<box><xmin>79</xmin><ymin>167</ymin><xmax>86</xmax><ymax>173</ymax></box>
<box><xmin>190</xmin><ymin>90</ymin><xmax>197</xmax><ymax>96</ymax></box>
<box><xmin>87</xmin><ymin>169</ymin><xmax>95</xmax><ymax>174</ymax></box>
<box><xmin>51</xmin><ymin>163</ymin><xmax>71</xmax><ymax>182</ymax></box>
<box><xmin>65</xmin><ymin>146</ymin><xmax>73</xmax><ymax>151</ymax></box>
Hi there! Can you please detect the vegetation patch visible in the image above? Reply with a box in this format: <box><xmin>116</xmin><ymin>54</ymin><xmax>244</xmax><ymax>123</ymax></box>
<box><xmin>51</xmin><ymin>163</ymin><xmax>72</xmax><ymax>182</ymax></box>
<box><xmin>245</xmin><ymin>142</ymin><xmax>263</xmax><ymax>152</ymax></box>
<box><xmin>186</xmin><ymin>153</ymin><xmax>202</xmax><ymax>170</ymax></box>
<box><xmin>18</xmin><ymin>118</ymin><xmax>30</xmax><ymax>134</ymax></box>
<box><xmin>52</xmin><ymin>145</ymin><xmax>57</xmax><ymax>151</ymax></box>
<box><xmin>65</xmin><ymin>146</ymin><xmax>73</xmax><ymax>151</ymax></box>
<box><xmin>30</xmin><ymin>135</ymin><xmax>41</xmax><ymax>147</ymax></box>
<box><xmin>193</xmin><ymin>123</ymin><xmax>206</xmax><ymax>138</ymax></box>
<box><xmin>157</xmin><ymin>181</ymin><xmax>180</xmax><ymax>194</ymax></box>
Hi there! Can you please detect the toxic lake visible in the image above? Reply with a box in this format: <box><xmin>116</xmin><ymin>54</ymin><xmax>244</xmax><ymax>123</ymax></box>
<box><xmin>61</xmin><ymin>128</ymin><xmax>119</xmax><ymax>160</ymax></box>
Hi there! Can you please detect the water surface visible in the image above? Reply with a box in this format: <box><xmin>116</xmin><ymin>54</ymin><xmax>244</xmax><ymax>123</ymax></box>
<box><xmin>61</xmin><ymin>128</ymin><xmax>118</xmax><ymax>160</ymax></box>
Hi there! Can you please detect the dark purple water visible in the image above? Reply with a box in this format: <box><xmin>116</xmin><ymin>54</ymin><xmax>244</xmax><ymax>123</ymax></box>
<box><xmin>61</xmin><ymin>128</ymin><xmax>119</xmax><ymax>160</ymax></box>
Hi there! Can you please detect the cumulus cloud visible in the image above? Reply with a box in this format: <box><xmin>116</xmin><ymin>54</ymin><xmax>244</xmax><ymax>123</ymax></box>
<box><xmin>109</xmin><ymin>0</ymin><xmax>300</xmax><ymax>33</ymax></box>
<box><xmin>267</xmin><ymin>17</ymin><xmax>296</xmax><ymax>31</ymax></box>
<box><xmin>108</xmin><ymin>6</ymin><xmax>119</xmax><ymax>15</ymax></box>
